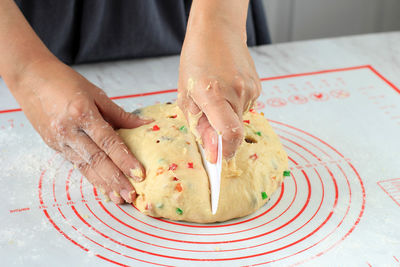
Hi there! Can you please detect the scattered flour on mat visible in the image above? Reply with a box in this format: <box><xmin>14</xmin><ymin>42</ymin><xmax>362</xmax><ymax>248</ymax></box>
<box><xmin>1</xmin><ymin>126</ymin><xmax>75</xmax><ymax>257</ymax></box>
<box><xmin>2</xmin><ymin>119</ymin><xmax>144</xmax><ymax>261</ymax></box>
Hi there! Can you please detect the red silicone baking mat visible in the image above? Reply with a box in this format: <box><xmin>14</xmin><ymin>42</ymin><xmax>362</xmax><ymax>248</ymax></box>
<box><xmin>1</xmin><ymin>65</ymin><xmax>399</xmax><ymax>266</ymax></box>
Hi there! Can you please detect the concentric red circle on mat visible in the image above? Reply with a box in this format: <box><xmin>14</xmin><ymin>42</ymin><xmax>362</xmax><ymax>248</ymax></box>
<box><xmin>266</xmin><ymin>97</ymin><xmax>287</xmax><ymax>107</ymax></box>
<box><xmin>288</xmin><ymin>95</ymin><xmax>308</xmax><ymax>105</ymax></box>
<box><xmin>38</xmin><ymin>120</ymin><xmax>365</xmax><ymax>266</ymax></box>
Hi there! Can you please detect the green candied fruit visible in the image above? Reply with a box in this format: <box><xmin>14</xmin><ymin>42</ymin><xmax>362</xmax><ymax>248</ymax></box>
<box><xmin>156</xmin><ymin>203</ymin><xmax>164</xmax><ymax>209</ymax></box>
<box><xmin>283</xmin><ymin>170</ymin><xmax>291</xmax><ymax>177</ymax></box>
<box><xmin>261</xmin><ymin>191</ymin><xmax>268</xmax><ymax>200</ymax></box>
<box><xmin>255</xmin><ymin>131</ymin><xmax>262</xmax><ymax>136</ymax></box>
<box><xmin>176</xmin><ymin>207</ymin><xmax>183</xmax><ymax>215</ymax></box>
<box><xmin>179</xmin><ymin>126</ymin><xmax>188</xmax><ymax>133</ymax></box>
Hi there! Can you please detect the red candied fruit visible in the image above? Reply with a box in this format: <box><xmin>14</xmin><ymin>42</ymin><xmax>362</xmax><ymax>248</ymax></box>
<box><xmin>250</xmin><ymin>153</ymin><xmax>258</xmax><ymax>161</ymax></box>
<box><xmin>175</xmin><ymin>183</ymin><xmax>183</xmax><ymax>192</ymax></box>
<box><xmin>169</xmin><ymin>163</ymin><xmax>178</xmax><ymax>171</ymax></box>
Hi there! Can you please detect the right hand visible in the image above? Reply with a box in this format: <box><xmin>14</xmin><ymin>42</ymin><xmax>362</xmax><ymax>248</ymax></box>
<box><xmin>11</xmin><ymin>59</ymin><xmax>151</xmax><ymax>204</ymax></box>
<box><xmin>177</xmin><ymin>13</ymin><xmax>261</xmax><ymax>163</ymax></box>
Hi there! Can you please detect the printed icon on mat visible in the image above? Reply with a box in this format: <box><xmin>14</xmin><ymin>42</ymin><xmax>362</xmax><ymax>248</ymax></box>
<box><xmin>266</xmin><ymin>97</ymin><xmax>287</xmax><ymax>107</ymax></box>
<box><xmin>310</xmin><ymin>92</ymin><xmax>329</xmax><ymax>101</ymax></box>
<box><xmin>288</xmin><ymin>95</ymin><xmax>308</xmax><ymax>105</ymax></box>
<box><xmin>377</xmin><ymin>178</ymin><xmax>400</xmax><ymax>207</ymax></box>
<box><xmin>330</xmin><ymin>89</ymin><xmax>350</xmax><ymax>99</ymax></box>
<box><xmin>253</xmin><ymin>100</ymin><xmax>266</xmax><ymax>110</ymax></box>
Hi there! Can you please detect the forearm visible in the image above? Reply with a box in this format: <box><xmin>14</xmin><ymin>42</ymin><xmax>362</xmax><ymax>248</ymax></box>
<box><xmin>188</xmin><ymin>0</ymin><xmax>249</xmax><ymax>40</ymax></box>
<box><xmin>0</xmin><ymin>0</ymin><xmax>56</xmax><ymax>89</ymax></box>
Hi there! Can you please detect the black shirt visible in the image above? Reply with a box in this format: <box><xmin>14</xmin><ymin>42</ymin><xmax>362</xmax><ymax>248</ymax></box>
<box><xmin>15</xmin><ymin>0</ymin><xmax>270</xmax><ymax>65</ymax></box>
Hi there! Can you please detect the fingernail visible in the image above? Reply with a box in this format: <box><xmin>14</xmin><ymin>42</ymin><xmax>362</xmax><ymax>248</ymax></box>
<box><xmin>139</xmin><ymin>116</ymin><xmax>154</xmax><ymax>122</ymax></box>
<box><xmin>134</xmin><ymin>114</ymin><xmax>154</xmax><ymax>123</ymax></box>
<box><xmin>205</xmin><ymin>151</ymin><xmax>217</xmax><ymax>164</ymax></box>
<box><xmin>109</xmin><ymin>191</ymin><xmax>124</xmax><ymax>204</ymax></box>
<box><xmin>120</xmin><ymin>189</ymin><xmax>136</xmax><ymax>203</ymax></box>
<box><xmin>130</xmin><ymin>168</ymin><xmax>144</xmax><ymax>182</ymax></box>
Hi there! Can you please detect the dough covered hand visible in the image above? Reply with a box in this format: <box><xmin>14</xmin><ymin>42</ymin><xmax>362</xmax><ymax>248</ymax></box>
<box><xmin>11</xmin><ymin>60</ymin><xmax>151</xmax><ymax>204</ymax></box>
<box><xmin>178</xmin><ymin>2</ymin><xmax>261</xmax><ymax>163</ymax></box>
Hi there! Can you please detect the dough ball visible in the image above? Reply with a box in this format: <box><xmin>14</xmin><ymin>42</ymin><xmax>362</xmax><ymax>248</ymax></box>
<box><xmin>118</xmin><ymin>103</ymin><xmax>288</xmax><ymax>223</ymax></box>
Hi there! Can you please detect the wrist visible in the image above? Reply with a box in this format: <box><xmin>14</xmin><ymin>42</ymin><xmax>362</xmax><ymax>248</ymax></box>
<box><xmin>188</xmin><ymin>0</ymin><xmax>248</xmax><ymax>42</ymax></box>
<box><xmin>6</xmin><ymin>56</ymin><xmax>59</xmax><ymax>93</ymax></box>
<box><xmin>188</xmin><ymin>15</ymin><xmax>247</xmax><ymax>42</ymax></box>
<box><xmin>6</xmin><ymin>57</ymin><xmax>65</xmax><ymax>107</ymax></box>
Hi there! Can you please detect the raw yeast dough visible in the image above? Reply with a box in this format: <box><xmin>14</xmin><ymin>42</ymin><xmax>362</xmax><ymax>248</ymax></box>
<box><xmin>118</xmin><ymin>103</ymin><xmax>288</xmax><ymax>223</ymax></box>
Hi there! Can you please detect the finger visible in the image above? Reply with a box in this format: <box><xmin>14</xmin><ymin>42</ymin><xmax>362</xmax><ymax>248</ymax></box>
<box><xmin>191</xmin><ymin>90</ymin><xmax>244</xmax><ymax>159</ymax></box>
<box><xmin>178</xmin><ymin>93</ymin><xmax>219</xmax><ymax>163</ymax></box>
<box><xmin>180</xmin><ymin>84</ymin><xmax>243</xmax><ymax>160</ymax></box>
<box><xmin>223</xmin><ymin>76</ymin><xmax>261</xmax><ymax>116</ymax></box>
<box><xmin>67</xmin><ymin>131</ymin><xmax>136</xmax><ymax>203</ymax></box>
<box><xmin>179</xmin><ymin>93</ymin><xmax>202</xmax><ymax>137</ymax></box>
<box><xmin>184</xmin><ymin>97</ymin><xmax>220</xmax><ymax>163</ymax></box>
<box><xmin>244</xmin><ymin>77</ymin><xmax>262</xmax><ymax>112</ymax></box>
<box><xmin>197</xmin><ymin>114</ymin><xmax>218</xmax><ymax>163</ymax></box>
<box><xmin>62</xmin><ymin>145</ymin><xmax>126</xmax><ymax>204</ymax></box>
<box><xmin>83</xmin><ymin>109</ymin><xmax>146</xmax><ymax>182</ymax></box>
<box><xmin>68</xmin><ymin>149</ymin><xmax>137</xmax><ymax>204</ymax></box>
<box><xmin>94</xmin><ymin>90</ymin><xmax>153</xmax><ymax>129</ymax></box>
<box><xmin>203</xmin><ymin>100</ymin><xmax>243</xmax><ymax>159</ymax></box>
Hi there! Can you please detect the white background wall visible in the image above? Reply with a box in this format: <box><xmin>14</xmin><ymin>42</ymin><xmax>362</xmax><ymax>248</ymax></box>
<box><xmin>263</xmin><ymin>0</ymin><xmax>400</xmax><ymax>43</ymax></box>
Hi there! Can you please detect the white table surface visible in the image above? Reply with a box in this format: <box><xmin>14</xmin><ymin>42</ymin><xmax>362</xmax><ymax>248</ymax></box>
<box><xmin>1</xmin><ymin>32</ymin><xmax>400</xmax><ymax>110</ymax></box>
<box><xmin>1</xmin><ymin>32</ymin><xmax>400</xmax><ymax>267</ymax></box>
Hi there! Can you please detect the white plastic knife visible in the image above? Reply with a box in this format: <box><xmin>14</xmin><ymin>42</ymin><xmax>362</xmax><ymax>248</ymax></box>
<box><xmin>198</xmin><ymin>134</ymin><xmax>222</xmax><ymax>215</ymax></box>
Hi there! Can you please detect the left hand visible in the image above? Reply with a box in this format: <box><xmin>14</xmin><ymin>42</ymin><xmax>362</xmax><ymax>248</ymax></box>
<box><xmin>178</xmin><ymin>21</ymin><xmax>261</xmax><ymax>163</ymax></box>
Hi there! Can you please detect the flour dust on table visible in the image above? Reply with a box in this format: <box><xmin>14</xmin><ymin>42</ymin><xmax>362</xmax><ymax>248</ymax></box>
<box><xmin>118</xmin><ymin>103</ymin><xmax>289</xmax><ymax>223</ymax></box>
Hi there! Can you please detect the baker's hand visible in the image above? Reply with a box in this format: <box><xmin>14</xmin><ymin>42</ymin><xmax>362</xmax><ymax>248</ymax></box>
<box><xmin>178</xmin><ymin>20</ymin><xmax>261</xmax><ymax>163</ymax></box>
<box><xmin>11</xmin><ymin>59</ymin><xmax>151</xmax><ymax>204</ymax></box>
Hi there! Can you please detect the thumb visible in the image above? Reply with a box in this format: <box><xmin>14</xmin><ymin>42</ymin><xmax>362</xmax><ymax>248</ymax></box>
<box><xmin>95</xmin><ymin>91</ymin><xmax>152</xmax><ymax>129</ymax></box>
<box><xmin>197</xmin><ymin>114</ymin><xmax>218</xmax><ymax>164</ymax></box>
<box><xmin>179</xmin><ymin>95</ymin><xmax>219</xmax><ymax>163</ymax></box>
